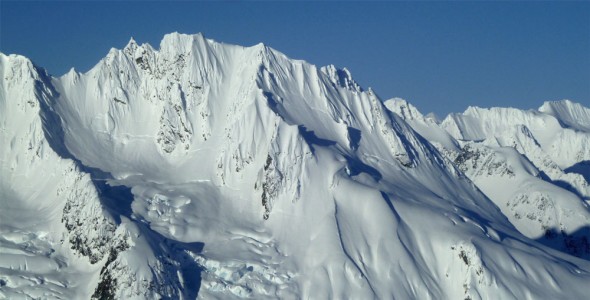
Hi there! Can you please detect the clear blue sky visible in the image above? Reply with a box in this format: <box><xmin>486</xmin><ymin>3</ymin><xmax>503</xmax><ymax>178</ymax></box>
<box><xmin>2</xmin><ymin>1</ymin><xmax>589</xmax><ymax>117</ymax></box>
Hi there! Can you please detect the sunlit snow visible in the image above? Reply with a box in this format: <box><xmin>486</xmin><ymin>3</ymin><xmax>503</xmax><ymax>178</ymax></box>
<box><xmin>1</xmin><ymin>33</ymin><xmax>589</xmax><ymax>299</ymax></box>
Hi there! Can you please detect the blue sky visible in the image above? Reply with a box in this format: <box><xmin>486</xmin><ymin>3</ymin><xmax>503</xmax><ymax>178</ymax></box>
<box><xmin>2</xmin><ymin>1</ymin><xmax>588</xmax><ymax>117</ymax></box>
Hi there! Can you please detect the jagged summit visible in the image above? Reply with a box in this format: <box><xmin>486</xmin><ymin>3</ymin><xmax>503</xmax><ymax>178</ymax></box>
<box><xmin>125</xmin><ymin>36</ymin><xmax>138</xmax><ymax>48</ymax></box>
<box><xmin>384</xmin><ymin>97</ymin><xmax>460</xmax><ymax>150</ymax></box>
<box><xmin>320</xmin><ymin>64</ymin><xmax>363</xmax><ymax>93</ymax></box>
<box><xmin>2</xmin><ymin>33</ymin><xmax>590</xmax><ymax>299</ymax></box>
<box><xmin>384</xmin><ymin>97</ymin><xmax>427</xmax><ymax>121</ymax></box>
<box><xmin>425</xmin><ymin>112</ymin><xmax>441</xmax><ymax>123</ymax></box>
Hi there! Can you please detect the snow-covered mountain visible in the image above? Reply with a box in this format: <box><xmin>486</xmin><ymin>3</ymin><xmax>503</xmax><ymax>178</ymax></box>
<box><xmin>2</xmin><ymin>33</ymin><xmax>590</xmax><ymax>299</ymax></box>
<box><xmin>388</xmin><ymin>98</ymin><xmax>590</xmax><ymax>260</ymax></box>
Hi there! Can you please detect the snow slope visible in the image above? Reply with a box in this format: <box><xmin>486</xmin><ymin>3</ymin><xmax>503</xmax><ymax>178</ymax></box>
<box><xmin>2</xmin><ymin>33</ymin><xmax>590</xmax><ymax>299</ymax></box>
<box><xmin>539</xmin><ymin>100</ymin><xmax>590</xmax><ymax>132</ymax></box>
<box><xmin>387</xmin><ymin>98</ymin><xmax>590</xmax><ymax>260</ymax></box>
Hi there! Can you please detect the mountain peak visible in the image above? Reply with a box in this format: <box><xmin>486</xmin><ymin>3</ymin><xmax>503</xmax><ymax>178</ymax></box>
<box><xmin>126</xmin><ymin>36</ymin><xmax>138</xmax><ymax>48</ymax></box>
<box><xmin>539</xmin><ymin>99</ymin><xmax>590</xmax><ymax>132</ymax></box>
<box><xmin>3</xmin><ymin>32</ymin><xmax>590</xmax><ymax>300</ymax></box>
<box><xmin>425</xmin><ymin>112</ymin><xmax>440</xmax><ymax>124</ymax></box>
<box><xmin>320</xmin><ymin>64</ymin><xmax>363</xmax><ymax>92</ymax></box>
<box><xmin>384</xmin><ymin>97</ymin><xmax>426</xmax><ymax>121</ymax></box>
<box><xmin>539</xmin><ymin>99</ymin><xmax>574</xmax><ymax>109</ymax></box>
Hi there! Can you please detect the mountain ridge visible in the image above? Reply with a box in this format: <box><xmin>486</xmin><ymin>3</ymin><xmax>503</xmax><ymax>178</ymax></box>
<box><xmin>1</xmin><ymin>32</ymin><xmax>590</xmax><ymax>299</ymax></box>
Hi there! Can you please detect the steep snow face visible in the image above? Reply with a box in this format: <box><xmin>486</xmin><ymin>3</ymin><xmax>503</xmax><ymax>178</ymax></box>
<box><xmin>392</xmin><ymin>98</ymin><xmax>590</xmax><ymax>260</ymax></box>
<box><xmin>0</xmin><ymin>54</ymin><xmax>130</xmax><ymax>299</ymax></box>
<box><xmin>539</xmin><ymin>99</ymin><xmax>590</xmax><ymax>132</ymax></box>
<box><xmin>3</xmin><ymin>33</ymin><xmax>590</xmax><ymax>299</ymax></box>
<box><xmin>450</xmin><ymin>143</ymin><xmax>590</xmax><ymax>258</ymax></box>
<box><xmin>444</xmin><ymin>102</ymin><xmax>590</xmax><ymax>168</ymax></box>
<box><xmin>442</xmin><ymin>103</ymin><xmax>590</xmax><ymax>200</ymax></box>
<box><xmin>384</xmin><ymin>98</ymin><xmax>460</xmax><ymax>151</ymax></box>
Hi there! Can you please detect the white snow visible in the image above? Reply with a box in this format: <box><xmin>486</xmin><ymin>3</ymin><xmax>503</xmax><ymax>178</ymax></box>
<box><xmin>1</xmin><ymin>33</ymin><xmax>590</xmax><ymax>299</ymax></box>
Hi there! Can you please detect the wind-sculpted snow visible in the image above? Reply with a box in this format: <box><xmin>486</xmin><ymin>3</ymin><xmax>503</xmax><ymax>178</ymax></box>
<box><xmin>2</xmin><ymin>33</ymin><xmax>590</xmax><ymax>299</ymax></box>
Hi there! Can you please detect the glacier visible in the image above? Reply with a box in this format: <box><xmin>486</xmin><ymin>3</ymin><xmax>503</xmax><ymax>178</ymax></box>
<box><xmin>1</xmin><ymin>32</ymin><xmax>590</xmax><ymax>299</ymax></box>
